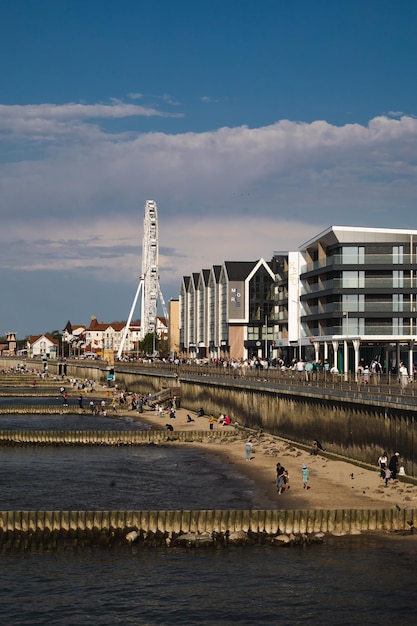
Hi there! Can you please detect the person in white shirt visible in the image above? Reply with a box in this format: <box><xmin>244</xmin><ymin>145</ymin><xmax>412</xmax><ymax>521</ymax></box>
<box><xmin>399</xmin><ymin>362</ymin><xmax>409</xmax><ymax>389</ymax></box>
<box><xmin>378</xmin><ymin>451</ymin><xmax>388</xmax><ymax>479</ymax></box>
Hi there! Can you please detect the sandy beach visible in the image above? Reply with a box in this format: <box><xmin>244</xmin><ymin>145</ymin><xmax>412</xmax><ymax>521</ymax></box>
<box><xmin>134</xmin><ymin>404</ymin><xmax>417</xmax><ymax>511</ymax></box>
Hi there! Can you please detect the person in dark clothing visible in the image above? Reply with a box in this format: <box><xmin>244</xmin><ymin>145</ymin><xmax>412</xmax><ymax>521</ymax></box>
<box><xmin>311</xmin><ymin>439</ymin><xmax>325</xmax><ymax>455</ymax></box>
<box><xmin>388</xmin><ymin>452</ymin><xmax>400</xmax><ymax>479</ymax></box>
<box><xmin>276</xmin><ymin>463</ymin><xmax>286</xmax><ymax>494</ymax></box>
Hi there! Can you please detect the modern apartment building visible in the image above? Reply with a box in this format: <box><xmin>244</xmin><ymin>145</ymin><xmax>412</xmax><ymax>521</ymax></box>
<box><xmin>276</xmin><ymin>226</ymin><xmax>417</xmax><ymax>373</ymax></box>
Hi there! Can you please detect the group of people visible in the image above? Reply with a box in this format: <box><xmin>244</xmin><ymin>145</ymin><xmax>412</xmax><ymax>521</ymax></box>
<box><xmin>377</xmin><ymin>451</ymin><xmax>401</xmax><ymax>485</ymax></box>
<box><xmin>275</xmin><ymin>463</ymin><xmax>290</xmax><ymax>495</ymax></box>
<box><xmin>218</xmin><ymin>414</ymin><xmax>232</xmax><ymax>426</ymax></box>
<box><xmin>274</xmin><ymin>461</ymin><xmax>311</xmax><ymax>494</ymax></box>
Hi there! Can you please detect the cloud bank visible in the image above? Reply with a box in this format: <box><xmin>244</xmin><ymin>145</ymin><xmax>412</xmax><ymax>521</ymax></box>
<box><xmin>0</xmin><ymin>100</ymin><xmax>416</xmax><ymax>334</ymax></box>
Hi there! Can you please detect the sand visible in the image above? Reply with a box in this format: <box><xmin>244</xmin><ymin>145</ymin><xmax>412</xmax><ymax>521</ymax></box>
<box><xmin>131</xmin><ymin>405</ymin><xmax>417</xmax><ymax>511</ymax></box>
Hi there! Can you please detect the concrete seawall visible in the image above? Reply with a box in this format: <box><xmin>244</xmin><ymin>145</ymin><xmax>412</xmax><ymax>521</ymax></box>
<box><xmin>178</xmin><ymin>377</ymin><xmax>417</xmax><ymax>477</ymax></box>
<box><xmin>0</xmin><ymin>508</ymin><xmax>413</xmax><ymax>550</ymax></box>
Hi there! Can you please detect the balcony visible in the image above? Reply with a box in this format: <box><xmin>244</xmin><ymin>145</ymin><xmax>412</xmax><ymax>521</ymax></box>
<box><xmin>300</xmin><ymin>253</ymin><xmax>416</xmax><ymax>274</ymax></box>
<box><xmin>307</xmin><ymin>325</ymin><xmax>416</xmax><ymax>337</ymax></box>
<box><xmin>301</xmin><ymin>277</ymin><xmax>417</xmax><ymax>294</ymax></box>
<box><xmin>306</xmin><ymin>302</ymin><xmax>417</xmax><ymax>315</ymax></box>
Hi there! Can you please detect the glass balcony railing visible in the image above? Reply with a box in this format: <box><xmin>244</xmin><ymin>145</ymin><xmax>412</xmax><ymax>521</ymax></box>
<box><xmin>301</xmin><ymin>277</ymin><xmax>417</xmax><ymax>294</ymax></box>
<box><xmin>301</xmin><ymin>254</ymin><xmax>416</xmax><ymax>274</ymax></box>
<box><xmin>306</xmin><ymin>302</ymin><xmax>417</xmax><ymax>315</ymax></box>
<box><xmin>307</xmin><ymin>325</ymin><xmax>416</xmax><ymax>337</ymax></box>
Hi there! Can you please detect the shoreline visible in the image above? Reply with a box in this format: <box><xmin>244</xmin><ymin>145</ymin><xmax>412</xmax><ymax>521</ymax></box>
<box><xmin>132</xmin><ymin>405</ymin><xmax>417</xmax><ymax>512</ymax></box>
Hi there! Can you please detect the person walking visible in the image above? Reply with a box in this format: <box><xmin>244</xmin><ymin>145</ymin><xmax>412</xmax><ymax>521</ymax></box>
<box><xmin>276</xmin><ymin>463</ymin><xmax>286</xmax><ymax>494</ymax></box>
<box><xmin>302</xmin><ymin>464</ymin><xmax>310</xmax><ymax>489</ymax></box>
<box><xmin>378</xmin><ymin>451</ymin><xmax>388</xmax><ymax>479</ymax></box>
<box><xmin>245</xmin><ymin>441</ymin><xmax>252</xmax><ymax>461</ymax></box>
<box><xmin>388</xmin><ymin>452</ymin><xmax>400</xmax><ymax>480</ymax></box>
<box><xmin>209</xmin><ymin>415</ymin><xmax>215</xmax><ymax>430</ymax></box>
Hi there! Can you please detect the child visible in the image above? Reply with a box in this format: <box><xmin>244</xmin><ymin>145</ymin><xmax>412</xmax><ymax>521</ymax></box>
<box><xmin>384</xmin><ymin>466</ymin><xmax>392</xmax><ymax>486</ymax></box>
<box><xmin>302</xmin><ymin>464</ymin><xmax>310</xmax><ymax>489</ymax></box>
<box><xmin>283</xmin><ymin>469</ymin><xmax>290</xmax><ymax>490</ymax></box>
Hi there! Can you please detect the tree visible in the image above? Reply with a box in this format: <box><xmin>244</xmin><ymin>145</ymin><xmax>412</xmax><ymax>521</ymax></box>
<box><xmin>49</xmin><ymin>329</ymin><xmax>63</xmax><ymax>357</ymax></box>
<box><xmin>139</xmin><ymin>332</ymin><xmax>160</xmax><ymax>356</ymax></box>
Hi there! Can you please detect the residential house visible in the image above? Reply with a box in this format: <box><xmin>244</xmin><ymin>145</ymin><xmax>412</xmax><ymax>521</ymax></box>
<box><xmin>27</xmin><ymin>334</ymin><xmax>59</xmax><ymax>358</ymax></box>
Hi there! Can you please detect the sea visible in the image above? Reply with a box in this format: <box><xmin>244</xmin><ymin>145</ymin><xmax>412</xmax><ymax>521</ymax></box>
<box><xmin>1</xmin><ymin>412</ymin><xmax>417</xmax><ymax>625</ymax></box>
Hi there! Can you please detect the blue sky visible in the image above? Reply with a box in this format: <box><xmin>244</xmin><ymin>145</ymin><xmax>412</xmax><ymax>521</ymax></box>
<box><xmin>1</xmin><ymin>0</ymin><xmax>416</xmax><ymax>337</ymax></box>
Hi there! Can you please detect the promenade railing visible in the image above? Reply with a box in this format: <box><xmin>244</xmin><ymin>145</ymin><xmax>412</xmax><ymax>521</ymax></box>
<box><xmin>111</xmin><ymin>362</ymin><xmax>417</xmax><ymax>403</ymax></box>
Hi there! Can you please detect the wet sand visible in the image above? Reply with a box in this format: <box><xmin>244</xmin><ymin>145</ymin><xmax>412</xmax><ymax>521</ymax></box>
<box><xmin>134</xmin><ymin>405</ymin><xmax>417</xmax><ymax>511</ymax></box>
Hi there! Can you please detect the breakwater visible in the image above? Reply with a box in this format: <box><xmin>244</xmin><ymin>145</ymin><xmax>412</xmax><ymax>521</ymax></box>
<box><xmin>0</xmin><ymin>429</ymin><xmax>235</xmax><ymax>445</ymax></box>
<box><xmin>0</xmin><ymin>508</ymin><xmax>413</xmax><ymax>550</ymax></box>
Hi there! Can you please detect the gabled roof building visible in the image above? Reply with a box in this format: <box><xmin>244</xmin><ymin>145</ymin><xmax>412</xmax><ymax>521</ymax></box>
<box><xmin>179</xmin><ymin>258</ymin><xmax>276</xmax><ymax>361</ymax></box>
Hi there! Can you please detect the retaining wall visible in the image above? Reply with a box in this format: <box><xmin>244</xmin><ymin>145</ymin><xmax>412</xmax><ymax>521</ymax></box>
<box><xmin>179</xmin><ymin>378</ymin><xmax>417</xmax><ymax>476</ymax></box>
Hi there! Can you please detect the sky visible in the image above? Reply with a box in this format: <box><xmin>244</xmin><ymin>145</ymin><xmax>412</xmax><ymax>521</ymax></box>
<box><xmin>0</xmin><ymin>0</ymin><xmax>416</xmax><ymax>338</ymax></box>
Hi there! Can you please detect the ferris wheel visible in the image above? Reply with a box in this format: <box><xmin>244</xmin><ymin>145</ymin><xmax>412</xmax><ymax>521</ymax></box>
<box><xmin>117</xmin><ymin>200</ymin><xmax>168</xmax><ymax>358</ymax></box>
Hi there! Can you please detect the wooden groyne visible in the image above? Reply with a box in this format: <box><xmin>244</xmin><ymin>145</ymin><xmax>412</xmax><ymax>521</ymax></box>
<box><xmin>0</xmin><ymin>429</ymin><xmax>236</xmax><ymax>445</ymax></box>
<box><xmin>0</xmin><ymin>508</ymin><xmax>414</xmax><ymax>550</ymax></box>
<box><xmin>0</xmin><ymin>406</ymin><xmax>86</xmax><ymax>415</ymax></box>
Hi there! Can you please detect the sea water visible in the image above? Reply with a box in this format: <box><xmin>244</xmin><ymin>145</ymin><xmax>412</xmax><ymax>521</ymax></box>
<box><xmin>1</xmin><ymin>413</ymin><xmax>417</xmax><ymax>624</ymax></box>
<box><xmin>1</xmin><ymin>537</ymin><xmax>417</xmax><ymax>625</ymax></box>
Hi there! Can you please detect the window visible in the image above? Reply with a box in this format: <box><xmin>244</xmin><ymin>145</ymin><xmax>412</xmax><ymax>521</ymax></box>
<box><xmin>393</xmin><ymin>271</ymin><xmax>403</xmax><ymax>288</ymax></box>
<box><xmin>342</xmin><ymin>271</ymin><xmax>365</xmax><ymax>288</ymax></box>
<box><xmin>393</xmin><ymin>318</ymin><xmax>404</xmax><ymax>334</ymax></box>
<box><xmin>393</xmin><ymin>294</ymin><xmax>403</xmax><ymax>312</ymax></box>
<box><xmin>393</xmin><ymin>246</ymin><xmax>404</xmax><ymax>263</ymax></box>
<box><xmin>342</xmin><ymin>246</ymin><xmax>364</xmax><ymax>264</ymax></box>
<box><xmin>345</xmin><ymin>318</ymin><xmax>364</xmax><ymax>334</ymax></box>
<box><xmin>343</xmin><ymin>294</ymin><xmax>364</xmax><ymax>312</ymax></box>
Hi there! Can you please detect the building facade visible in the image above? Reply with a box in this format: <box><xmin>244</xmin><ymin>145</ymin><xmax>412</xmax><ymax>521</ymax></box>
<box><xmin>179</xmin><ymin>259</ymin><xmax>276</xmax><ymax>361</ymax></box>
<box><xmin>275</xmin><ymin>226</ymin><xmax>417</xmax><ymax>374</ymax></box>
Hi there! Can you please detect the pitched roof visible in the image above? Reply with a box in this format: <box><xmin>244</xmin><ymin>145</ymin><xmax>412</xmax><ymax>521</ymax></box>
<box><xmin>27</xmin><ymin>334</ymin><xmax>58</xmax><ymax>345</ymax></box>
<box><xmin>223</xmin><ymin>260</ymin><xmax>259</xmax><ymax>281</ymax></box>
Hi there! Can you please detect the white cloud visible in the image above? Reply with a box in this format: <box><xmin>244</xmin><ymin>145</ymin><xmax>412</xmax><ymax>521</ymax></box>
<box><xmin>200</xmin><ymin>96</ymin><xmax>220</xmax><ymax>103</ymax></box>
<box><xmin>0</xmin><ymin>113</ymin><xmax>416</xmax><ymax>225</ymax></box>
<box><xmin>1</xmin><ymin>109</ymin><xmax>417</xmax><ymax>333</ymax></box>
<box><xmin>0</xmin><ymin>213</ymin><xmax>320</xmax><ymax>303</ymax></box>
<box><xmin>0</xmin><ymin>100</ymin><xmax>183</xmax><ymax>141</ymax></box>
<box><xmin>158</xmin><ymin>94</ymin><xmax>181</xmax><ymax>106</ymax></box>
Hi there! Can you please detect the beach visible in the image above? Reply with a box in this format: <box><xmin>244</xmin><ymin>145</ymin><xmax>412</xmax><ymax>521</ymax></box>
<box><xmin>136</xmin><ymin>404</ymin><xmax>417</xmax><ymax>511</ymax></box>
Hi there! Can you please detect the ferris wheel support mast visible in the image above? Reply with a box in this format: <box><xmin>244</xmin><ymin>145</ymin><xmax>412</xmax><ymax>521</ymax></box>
<box><xmin>117</xmin><ymin>200</ymin><xmax>167</xmax><ymax>359</ymax></box>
